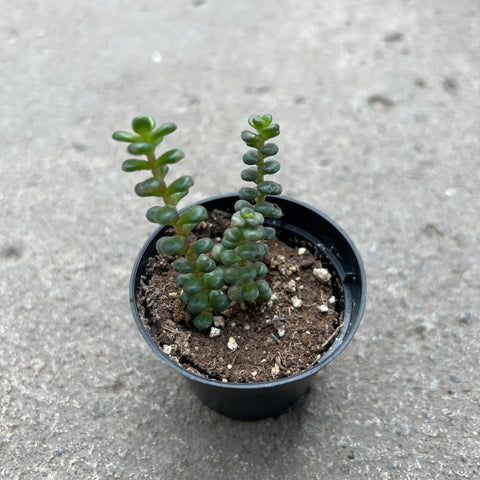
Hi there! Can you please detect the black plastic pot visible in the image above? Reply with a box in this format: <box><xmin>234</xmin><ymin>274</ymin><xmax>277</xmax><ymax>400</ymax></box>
<box><xmin>130</xmin><ymin>194</ymin><xmax>366</xmax><ymax>420</ymax></box>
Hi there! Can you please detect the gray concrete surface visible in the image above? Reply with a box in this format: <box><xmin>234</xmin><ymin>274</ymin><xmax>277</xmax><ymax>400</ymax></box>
<box><xmin>1</xmin><ymin>1</ymin><xmax>479</xmax><ymax>478</ymax></box>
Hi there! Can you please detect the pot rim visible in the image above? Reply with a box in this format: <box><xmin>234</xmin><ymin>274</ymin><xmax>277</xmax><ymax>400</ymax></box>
<box><xmin>130</xmin><ymin>193</ymin><xmax>366</xmax><ymax>390</ymax></box>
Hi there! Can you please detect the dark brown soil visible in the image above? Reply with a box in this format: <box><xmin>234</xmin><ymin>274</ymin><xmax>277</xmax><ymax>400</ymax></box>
<box><xmin>136</xmin><ymin>211</ymin><xmax>344</xmax><ymax>383</ymax></box>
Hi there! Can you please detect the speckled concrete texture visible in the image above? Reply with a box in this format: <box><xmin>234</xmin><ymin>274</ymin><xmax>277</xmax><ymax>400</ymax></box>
<box><xmin>1</xmin><ymin>1</ymin><xmax>479</xmax><ymax>479</ymax></box>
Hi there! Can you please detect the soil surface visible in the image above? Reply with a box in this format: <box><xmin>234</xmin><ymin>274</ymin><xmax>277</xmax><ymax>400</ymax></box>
<box><xmin>136</xmin><ymin>211</ymin><xmax>344</xmax><ymax>383</ymax></box>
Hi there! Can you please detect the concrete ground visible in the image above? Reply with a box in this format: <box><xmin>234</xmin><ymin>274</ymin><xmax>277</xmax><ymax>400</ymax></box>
<box><xmin>1</xmin><ymin>1</ymin><xmax>479</xmax><ymax>478</ymax></box>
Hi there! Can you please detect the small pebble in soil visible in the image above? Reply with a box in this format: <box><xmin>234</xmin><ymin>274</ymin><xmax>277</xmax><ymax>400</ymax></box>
<box><xmin>163</xmin><ymin>345</ymin><xmax>173</xmax><ymax>355</ymax></box>
<box><xmin>286</xmin><ymin>279</ymin><xmax>297</xmax><ymax>293</ymax></box>
<box><xmin>227</xmin><ymin>336</ymin><xmax>238</xmax><ymax>351</ymax></box>
<box><xmin>298</xmin><ymin>247</ymin><xmax>307</xmax><ymax>256</ymax></box>
<box><xmin>213</xmin><ymin>316</ymin><xmax>225</xmax><ymax>328</ymax></box>
<box><xmin>318</xmin><ymin>305</ymin><xmax>329</xmax><ymax>313</ymax></box>
<box><xmin>209</xmin><ymin>327</ymin><xmax>221</xmax><ymax>338</ymax></box>
<box><xmin>244</xmin><ymin>324</ymin><xmax>250</xmax><ymax>330</ymax></box>
<box><xmin>277</xmin><ymin>326</ymin><xmax>286</xmax><ymax>337</ymax></box>
<box><xmin>292</xmin><ymin>296</ymin><xmax>303</xmax><ymax>308</ymax></box>
<box><xmin>313</xmin><ymin>267</ymin><xmax>331</xmax><ymax>283</ymax></box>
<box><xmin>251</xmin><ymin>371</ymin><xmax>257</xmax><ymax>377</ymax></box>
<box><xmin>329</xmin><ymin>296</ymin><xmax>336</xmax><ymax>304</ymax></box>
<box><xmin>227</xmin><ymin>364</ymin><xmax>232</xmax><ymax>369</ymax></box>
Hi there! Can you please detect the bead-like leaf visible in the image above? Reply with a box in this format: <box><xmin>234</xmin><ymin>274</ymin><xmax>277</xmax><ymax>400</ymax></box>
<box><xmin>112</xmin><ymin>130</ymin><xmax>142</xmax><ymax>143</ymax></box>
<box><xmin>260</xmin><ymin>160</ymin><xmax>280</xmax><ymax>175</ymax></box>
<box><xmin>146</xmin><ymin>205</ymin><xmax>178</xmax><ymax>225</ymax></box>
<box><xmin>209</xmin><ymin>290</ymin><xmax>230</xmax><ymax>311</ymax></box>
<box><xmin>156</xmin><ymin>235</ymin><xmax>185</xmax><ymax>255</ymax></box>
<box><xmin>224</xmin><ymin>227</ymin><xmax>243</xmax><ymax>243</ymax></box>
<box><xmin>166</xmin><ymin>176</ymin><xmax>194</xmax><ymax>195</ymax></box>
<box><xmin>248</xmin><ymin>115</ymin><xmax>266</xmax><ymax>131</ymax></box>
<box><xmin>254</xmin><ymin>262</ymin><xmax>268</xmax><ymax>277</ymax></box>
<box><xmin>188</xmin><ymin>293</ymin><xmax>208</xmax><ymax>313</ymax></box>
<box><xmin>195</xmin><ymin>254</ymin><xmax>216</xmax><ymax>273</ymax></box>
<box><xmin>237</xmin><ymin>265</ymin><xmax>257</xmax><ymax>283</ymax></box>
<box><xmin>259</xmin><ymin>143</ymin><xmax>279</xmax><ymax>157</ymax></box>
<box><xmin>127</xmin><ymin>142</ymin><xmax>154</xmax><ymax>155</ymax></box>
<box><xmin>237</xmin><ymin>244</ymin><xmax>258</xmax><ymax>261</ymax></box>
<box><xmin>242</xmin><ymin>283</ymin><xmax>259</xmax><ymax>301</ymax></box>
<box><xmin>238</xmin><ymin>187</ymin><xmax>258</xmax><ymax>202</ymax></box>
<box><xmin>224</xmin><ymin>267</ymin><xmax>239</xmax><ymax>284</ymax></box>
<box><xmin>241</xmin><ymin>131</ymin><xmax>263</xmax><ymax>149</ymax></box>
<box><xmin>203</xmin><ymin>269</ymin><xmax>225</xmax><ymax>290</ymax></box>
<box><xmin>228</xmin><ymin>285</ymin><xmax>243</xmax><ymax>302</ymax></box>
<box><xmin>155</xmin><ymin>148</ymin><xmax>185</xmax><ymax>167</ymax></box>
<box><xmin>149</xmin><ymin>123</ymin><xmax>177</xmax><ymax>143</ymax></box>
<box><xmin>211</xmin><ymin>243</ymin><xmax>224</xmax><ymax>262</ymax></box>
<box><xmin>234</xmin><ymin>200</ymin><xmax>252</xmax><ymax>211</ymax></box>
<box><xmin>243</xmin><ymin>226</ymin><xmax>265</xmax><ymax>241</ymax></box>
<box><xmin>193</xmin><ymin>311</ymin><xmax>213</xmax><ymax>330</ymax></box>
<box><xmin>241</xmin><ymin>167</ymin><xmax>261</xmax><ymax>183</ymax></box>
<box><xmin>177</xmin><ymin>206</ymin><xmax>207</xmax><ymax>225</ymax></box>
<box><xmin>135</xmin><ymin>177</ymin><xmax>163</xmax><ymax>197</ymax></box>
<box><xmin>187</xmin><ymin>238</ymin><xmax>213</xmax><ymax>256</ymax></box>
<box><xmin>121</xmin><ymin>159</ymin><xmax>151</xmax><ymax>172</ymax></box>
<box><xmin>176</xmin><ymin>273</ymin><xmax>193</xmax><ymax>288</ymax></box>
<box><xmin>132</xmin><ymin>116</ymin><xmax>156</xmax><ymax>136</ymax></box>
<box><xmin>173</xmin><ymin>258</ymin><xmax>195</xmax><ymax>274</ymax></box>
<box><xmin>231</xmin><ymin>212</ymin><xmax>247</xmax><ymax>228</ymax></box>
<box><xmin>221</xmin><ymin>250</ymin><xmax>241</xmax><ymax>266</ymax></box>
<box><xmin>183</xmin><ymin>276</ymin><xmax>203</xmax><ymax>295</ymax></box>
<box><xmin>257</xmin><ymin>181</ymin><xmax>282</xmax><ymax>195</ymax></box>
<box><xmin>260</xmin><ymin>124</ymin><xmax>280</xmax><ymax>140</ymax></box>
<box><xmin>243</xmin><ymin>150</ymin><xmax>262</xmax><ymax>165</ymax></box>
<box><xmin>263</xmin><ymin>226</ymin><xmax>276</xmax><ymax>240</ymax></box>
<box><xmin>255</xmin><ymin>243</ymin><xmax>269</xmax><ymax>259</ymax></box>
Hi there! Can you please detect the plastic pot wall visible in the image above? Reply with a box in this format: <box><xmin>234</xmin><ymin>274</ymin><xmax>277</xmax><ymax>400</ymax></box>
<box><xmin>129</xmin><ymin>194</ymin><xmax>366</xmax><ymax>420</ymax></box>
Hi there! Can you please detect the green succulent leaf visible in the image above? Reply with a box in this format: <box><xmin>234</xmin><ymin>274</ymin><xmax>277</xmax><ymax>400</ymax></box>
<box><xmin>241</xmin><ymin>167</ymin><xmax>261</xmax><ymax>183</ymax></box>
<box><xmin>156</xmin><ymin>235</ymin><xmax>185</xmax><ymax>255</ymax></box>
<box><xmin>176</xmin><ymin>273</ymin><xmax>193</xmax><ymax>288</ymax></box>
<box><xmin>230</xmin><ymin>212</ymin><xmax>247</xmax><ymax>228</ymax></box>
<box><xmin>166</xmin><ymin>176</ymin><xmax>194</xmax><ymax>195</ymax></box>
<box><xmin>193</xmin><ymin>311</ymin><xmax>213</xmax><ymax>330</ymax></box>
<box><xmin>195</xmin><ymin>254</ymin><xmax>216</xmax><ymax>273</ymax></box>
<box><xmin>132</xmin><ymin>116</ymin><xmax>156</xmax><ymax>136</ymax></box>
<box><xmin>221</xmin><ymin>250</ymin><xmax>241</xmax><ymax>266</ymax></box>
<box><xmin>187</xmin><ymin>237</ymin><xmax>213</xmax><ymax>256</ymax></box>
<box><xmin>211</xmin><ymin>243</ymin><xmax>225</xmax><ymax>262</ymax></box>
<box><xmin>242</xmin><ymin>150</ymin><xmax>262</xmax><ymax>165</ymax></box>
<box><xmin>203</xmin><ymin>269</ymin><xmax>225</xmax><ymax>290</ymax></box>
<box><xmin>121</xmin><ymin>159</ymin><xmax>151</xmax><ymax>172</ymax></box>
<box><xmin>263</xmin><ymin>226</ymin><xmax>276</xmax><ymax>240</ymax></box>
<box><xmin>149</xmin><ymin>122</ymin><xmax>177</xmax><ymax>143</ymax></box>
<box><xmin>221</xmin><ymin>237</ymin><xmax>238</xmax><ymax>250</ymax></box>
<box><xmin>112</xmin><ymin>130</ymin><xmax>142</xmax><ymax>143</ymax></box>
<box><xmin>208</xmin><ymin>290</ymin><xmax>231</xmax><ymax>312</ymax></box>
<box><xmin>257</xmin><ymin>181</ymin><xmax>282</xmax><ymax>196</ymax></box>
<box><xmin>241</xmin><ymin>131</ymin><xmax>263</xmax><ymax>149</ymax></box>
<box><xmin>146</xmin><ymin>205</ymin><xmax>178</xmax><ymax>225</ymax></box>
<box><xmin>183</xmin><ymin>276</ymin><xmax>203</xmax><ymax>295</ymax></box>
<box><xmin>155</xmin><ymin>148</ymin><xmax>185</xmax><ymax>167</ymax></box>
<box><xmin>173</xmin><ymin>258</ymin><xmax>195</xmax><ymax>274</ymax></box>
<box><xmin>135</xmin><ymin>177</ymin><xmax>163</xmax><ymax>197</ymax></box>
<box><xmin>257</xmin><ymin>286</ymin><xmax>272</xmax><ymax>301</ymax></box>
<box><xmin>177</xmin><ymin>206</ymin><xmax>207</xmax><ymax>226</ymax></box>
<box><xmin>243</xmin><ymin>226</ymin><xmax>265</xmax><ymax>241</ymax></box>
<box><xmin>224</xmin><ymin>267</ymin><xmax>239</xmax><ymax>284</ymax></box>
<box><xmin>248</xmin><ymin>115</ymin><xmax>267</xmax><ymax>131</ymax></box>
<box><xmin>254</xmin><ymin>262</ymin><xmax>268</xmax><ymax>277</ymax></box>
<box><xmin>127</xmin><ymin>142</ymin><xmax>154</xmax><ymax>155</ymax></box>
<box><xmin>237</xmin><ymin>244</ymin><xmax>258</xmax><ymax>261</ymax></box>
<box><xmin>260</xmin><ymin>160</ymin><xmax>281</xmax><ymax>175</ymax></box>
<box><xmin>238</xmin><ymin>187</ymin><xmax>258</xmax><ymax>202</ymax></box>
<box><xmin>224</xmin><ymin>227</ymin><xmax>243</xmax><ymax>243</ymax></box>
<box><xmin>242</xmin><ymin>283</ymin><xmax>259</xmax><ymax>301</ymax></box>
<box><xmin>234</xmin><ymin>200</ymin><xmax>252</xmax><ymax>211</ymax></box>
<box><xmin>228</xmin><ymin>285</ymin><xmax>243</xmax><ymax>302</ymax></box>
<box><xmin>259</xmin><ymin>143</ymin><xmax>279</xmax><ymax>157</ymax></box>
<box><xmin>260</xmin><ymin>123</ymin><xmax>280</xmax><ymax>140</ymax></box>
<box><xmin>237</xmin><ymin>265</ymin><xmax>257</xmax><ymax>283</ymax></box>
<box><xmin>255</xmin><ymin>243</ymin><xmax>269</xmax><ymax>259</ymax></box>
<box><xmin>188</xmin><ymin>293</ymin><xmax>208</xmax><ymax>313</ymax></box>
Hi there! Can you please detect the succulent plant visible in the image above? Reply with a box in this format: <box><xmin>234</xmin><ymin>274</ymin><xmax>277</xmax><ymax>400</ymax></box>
<box><xmin>113</xmin><ymin>114</ymin><xmax>283</xmax><ymax>330</ymax></box>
